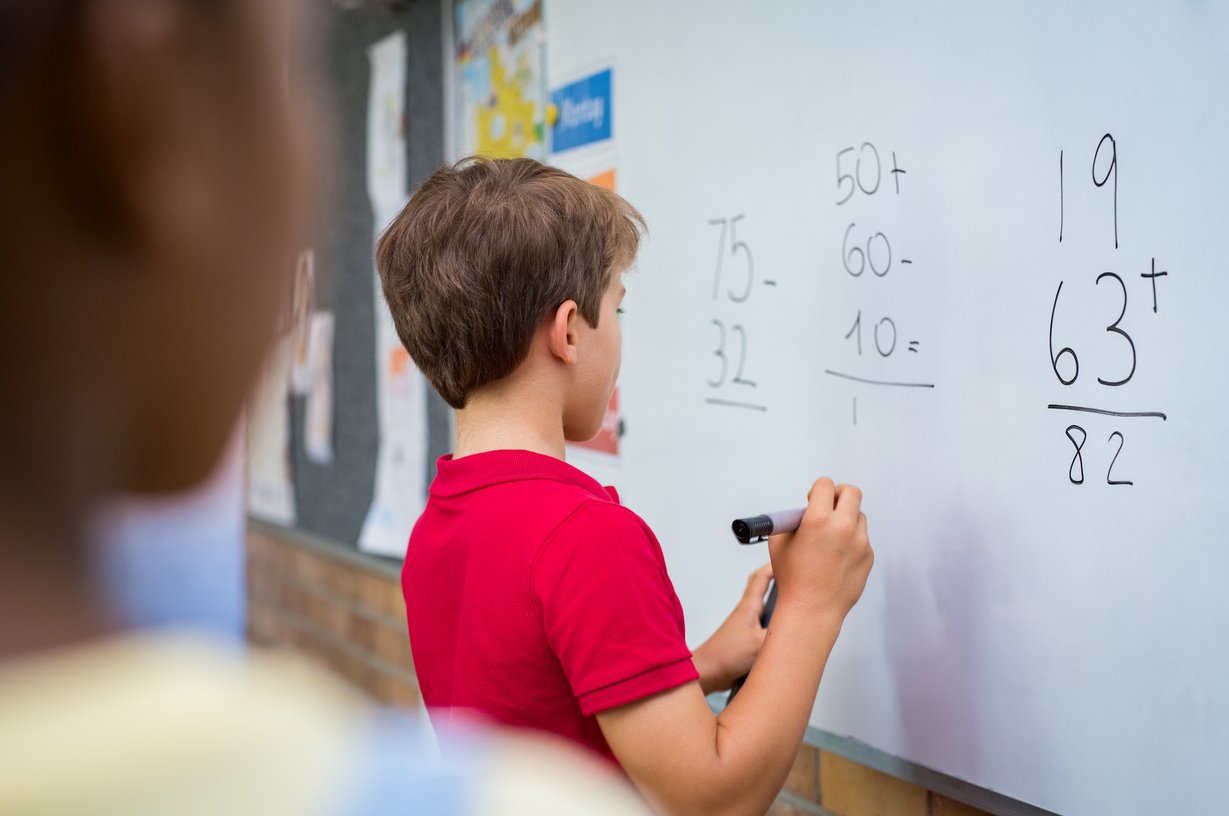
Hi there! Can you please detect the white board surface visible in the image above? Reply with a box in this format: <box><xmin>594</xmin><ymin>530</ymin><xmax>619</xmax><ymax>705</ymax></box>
<box><xmin>546</xmin><ymin>2</ymin><xmax>1229</xmax><ymax>814</ymax></box>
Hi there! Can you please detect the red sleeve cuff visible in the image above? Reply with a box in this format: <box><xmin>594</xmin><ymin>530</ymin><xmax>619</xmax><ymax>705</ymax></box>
<box><xmin>576</xmin><ymin>657</ymin><xmax>700</xmax><ymax>716</ymax></box>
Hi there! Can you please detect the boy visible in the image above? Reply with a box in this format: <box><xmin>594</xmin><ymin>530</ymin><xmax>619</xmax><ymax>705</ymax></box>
<box><xmin>380</xmin><ymin>158</ymin><xmax>874</xmax><ymax>815</ymax></box>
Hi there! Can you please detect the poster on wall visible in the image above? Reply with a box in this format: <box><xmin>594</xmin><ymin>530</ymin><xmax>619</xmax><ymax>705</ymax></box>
<box><xmin>567</xmin><ymin>168</ymin><xmax>625</xmax><ymax>460</ymax></box>
<box><xmin>550</xmin><ymin>67</ymin><xmax>613</xmax><ymax>154</ymax></box>
<box><xmin>246</xmin><ymin>334</ymin><xmax>297</xmax><ymax>525</ymax></box>
<box><xmin>454</xmin><ymin>0</ymin><xmax>546</xmax><ymax>159</ymax></box>
<box><xmin>358</xmin><ymin>30</ymin><xmax>429</xmax><ymax>557</ymax></box>
<box><xmin>288</xmin><ymin>249</ymin><xmax>316</xmax><ymax>395</ymax></box>
<box><xmin>303</xmin><ymin>311</ymin><xmax>335</xmax><ymax>465</ymax></box>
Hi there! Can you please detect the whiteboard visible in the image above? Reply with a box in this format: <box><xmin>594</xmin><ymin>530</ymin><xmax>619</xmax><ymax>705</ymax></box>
<box><xmin>545</xmin><ymin>2</ymin><xmax>1229</xmax><ymax>814</ymax></box>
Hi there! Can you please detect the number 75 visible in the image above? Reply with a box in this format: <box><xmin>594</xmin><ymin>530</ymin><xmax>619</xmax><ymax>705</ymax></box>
<box><xmin>708</xmin><ymin>214</ymin><xmax>754</xmax><ymax>302</ymax></box>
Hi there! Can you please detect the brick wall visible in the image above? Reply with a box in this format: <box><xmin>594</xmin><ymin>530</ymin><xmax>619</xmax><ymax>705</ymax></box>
<box><xmin>246</xmin><ymin>523</ymin><xmax>993</xmax><ymax>816</ymax></box>
<box><xmin>246</xmin><ymin>523</ymin><xmax>419</xmax><ymax>709</ymax></box>
<box><xmin>775</xmin><ymin>746</ymin><xmax>990</xmax><ymax>816</ymax></box>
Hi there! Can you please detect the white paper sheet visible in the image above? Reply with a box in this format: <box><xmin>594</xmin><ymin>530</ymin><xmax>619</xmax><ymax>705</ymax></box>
<box><xmin>358</xmin><ymin>31</ymin><xmax>428</xmax><ymax>557</ymax></box>
<box><xmin>289</xmin><ymin>249</ymin><xmax>316</xmax><ymax>396</ymax></box>
<box><xmin>303</xmin><ymin>311</ymin><xmax>335</xmax><ymax>465</ymax></box>
<box><xmin>246</xmin><ymin>334</ymin><xmax>296</xmax><ymax>525</ymax></box>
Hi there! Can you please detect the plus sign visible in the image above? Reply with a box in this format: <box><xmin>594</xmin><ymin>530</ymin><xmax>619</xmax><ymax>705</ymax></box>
<box><xmin>1140</xmin><ymin>257</ymin><xmax>1169</xmax><ymax>313</ymax></box>
<box><xmin>890</xmin><ymin>151</ymin><xmax>907</xmax><ymax>194</ymax></box>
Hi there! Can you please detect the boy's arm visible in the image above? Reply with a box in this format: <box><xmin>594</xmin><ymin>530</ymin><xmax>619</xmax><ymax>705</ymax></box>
<box><xmin>689</xmin><ymin>564</ymin><xmax>772</xmax><ymax>695</ymax></box>
<box><xmin>596</xmin><ymin>480</ymin><xmax>871</xmax><ymax>816</ymax></box>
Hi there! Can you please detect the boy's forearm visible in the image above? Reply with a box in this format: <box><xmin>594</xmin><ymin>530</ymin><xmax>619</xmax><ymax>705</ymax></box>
<box><xmin>690</xmin><ymin>644</ymin><xmax>729</xmax><ymax>696</ymax></box>
<box><xmin>708</xmin><ymin>599</ymin><xmax>844</xmax><ymax>811</ymax></box>
<box><xmin>598</xmin><ymin>600</ymin><xmax>849</xmax><ymax>815</ymax></box>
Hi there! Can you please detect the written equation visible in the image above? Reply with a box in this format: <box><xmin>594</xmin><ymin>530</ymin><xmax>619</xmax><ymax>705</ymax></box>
<box><xmin>702</xmin><ymin>213</ymin><xmax>776</xmax><ymax>412</ymax></box>
<box><xmin>824</xmin><ymin>142</ymin><xmax>933</xmax><ymax>425</ymax></box>
<box><xmin>1049</xmin><ymin>133</ymin><xmax>1170</xmax><ymax>486</ymax></box>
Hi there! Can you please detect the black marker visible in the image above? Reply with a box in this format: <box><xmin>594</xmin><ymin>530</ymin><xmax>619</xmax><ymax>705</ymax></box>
<box><xmin>726</xmin><ymin>508</ymin><xmax>803</xmax><ymax>703</ymax></box>
<box><xmin>731</xmin><ymin>509</ymin><xmax>806</xmax><ymax>544</ymax></box>
<box><xmin>727</xmin><ymin>580</ymin><xmax>776</xmax><ymax>703</ymax></box>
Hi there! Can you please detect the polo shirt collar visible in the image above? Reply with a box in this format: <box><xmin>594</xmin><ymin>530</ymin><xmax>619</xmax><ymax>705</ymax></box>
<box><xmin>430</xmin><ymin>449</ymin><xmax>615</xmax><ymax>502</ymax></box>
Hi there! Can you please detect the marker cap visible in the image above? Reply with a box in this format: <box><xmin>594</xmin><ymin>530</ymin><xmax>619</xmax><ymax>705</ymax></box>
<box><xmin>732</xmin><ymin>514</ymin><xmax>774</xmax><ymax>544</ymax></box>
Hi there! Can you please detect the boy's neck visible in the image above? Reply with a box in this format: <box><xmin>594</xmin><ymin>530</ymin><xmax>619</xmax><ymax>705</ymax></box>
<box><xmin>453</xmin><ymin>379</ymin><xmax>567</xmax><ymax>461</ymax></box>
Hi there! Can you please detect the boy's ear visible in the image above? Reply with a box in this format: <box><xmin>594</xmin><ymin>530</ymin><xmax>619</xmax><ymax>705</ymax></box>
<box><xmin>547</xmin><ymin>300</ymin><xmax>580</xmax><ymax>365</ymax></box>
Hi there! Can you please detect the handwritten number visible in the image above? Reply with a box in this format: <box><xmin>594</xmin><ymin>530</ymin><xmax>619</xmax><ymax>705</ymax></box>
<box><xmin>844</xmin><ymin>311</ymin><xmax>863</xmax><ymax>355</ymax></box>
<box><xmin>845</xmin><ymin>312</ymin><xmax>897</xmax><ymax>357</ymax></box>
<box><xmin>1058</xmin><ymin>149</ymin><xmax>1064</xmax><ymax>243</ymax></box>
<box><xmin>1092</xmin><ymin>133</ymin><xmax>1118</xmax><ymax>249</ymax></box>
<box><xmin>843</xmin><ymin>224</ymin><xmax>892</xmax><ymax>278</ymax></box>
<box><xmin>1106</xmin><ymin>431</ymin><xmax>1133</xmax><ymax>486</ymax></box>
<box><xmin>731</xmin><ymin>325</ymin><xmax>756</xmax><ymax>386</ymax></box>
<box><xmin>709</xmin><ymin>216</ymin><xmax>753</xmax><ymax>301</ymax></box>
<box><xmin>868</xmin><ymin>232</ymin><xmax>892</xmax><ymax>277</ymax></box>
<box><xmin>728</xmin><ymin>215</ymin><xmax>754</xmax><ymax>302</ymax></box>
<box><xmin>856</xmin><ymin>142</ymin><xmax>882</xmax><ymax>195</ymax></box>
<box><xmin>1095</xmin><ymin>272</ymin><xmax>1136</xmax><ymax>386</ymax></box>
<box><xmin>708</xmin><ymin>319</ymin><xmax>727</xmax><ymax>387</ymax></box>
<box><xmin>1049</xmin><ymin>281</ymin><xmax>1079</xmax><ymax>385</ymax></box>
<box><xmin>842</xmin><ymin>223</ymin><xmax>865</xmax><ymax>277</ymax></box>
<box><xmin>874</xmin><ymin>317</ymin><xmax>897</xmax><ymax>357</ymax></box>
<box><xmin>836</xmin><ymin>143</ymin><xmax>883</xmax><ymax>203</ymax></box>
<box><xmin>709</xmin><ymin>319</ymin><xmax>754</xmax><ymax>389</ymax></box>
<box><xmin>836</xmin><ymin>148</ymin><xmax>856</xmax><ymax>205</ymax></box>
<box><xmin>1066</xmin><ymin>425</ymin><xmax>1087</xmax><ymax>485</ymax></box>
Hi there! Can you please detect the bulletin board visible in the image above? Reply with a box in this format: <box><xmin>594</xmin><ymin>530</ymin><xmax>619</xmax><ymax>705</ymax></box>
<box><xmin>254</xmin><ymin>1</ymin><xmax>451</xmax><ymax>550</ymax></box>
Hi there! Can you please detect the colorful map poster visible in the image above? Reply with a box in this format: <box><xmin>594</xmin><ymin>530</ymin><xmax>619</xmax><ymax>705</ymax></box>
<box><xmin>454</xmin><ymin>0</ymin><xmax>546</xmax><ymax>159</ymax></box>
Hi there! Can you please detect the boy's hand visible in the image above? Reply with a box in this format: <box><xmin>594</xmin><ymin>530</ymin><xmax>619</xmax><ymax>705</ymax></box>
<box><xmin>691</xmin><ymin>563</ymin><xmax>772</xmax><ymax>694</ymax></box>
<box><xmin>596</xmin><ymin>484</ymin><xmax>872</xmax><ymax>816</ymax></box>
<box><xmin>769</xmin><ymin>479</ymin><xmax>872</xmax><ymax>628</ymax></box>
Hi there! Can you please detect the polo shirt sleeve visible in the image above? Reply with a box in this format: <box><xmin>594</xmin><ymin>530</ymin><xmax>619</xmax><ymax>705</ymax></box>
<box><xmin>532</xmin><ymin>500</ymin><xmax>699</xmax><ymax>716</ymax></box>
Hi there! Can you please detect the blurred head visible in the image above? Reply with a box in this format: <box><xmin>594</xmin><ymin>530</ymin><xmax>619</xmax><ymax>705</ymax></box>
<box><xmin>0</xmin><ymin>0</ymin><xmax>319</xmax><ymax>523</ymax></box>
<box><xmin>375</xmin><ymin>157</ymin><xmax>644</xmax><ymax>434</ymax></box>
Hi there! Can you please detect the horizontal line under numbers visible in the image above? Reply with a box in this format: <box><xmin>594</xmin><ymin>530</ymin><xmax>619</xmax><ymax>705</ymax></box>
<box><xmin>824</xmin><ymin>370</ymin><xmax>935</xmax><ymax>389</ymax></box>
<box><xmin>1047</xmin><ymin>404</ymin><xmax>1168</xmax><ymax>420</ymax></box>
<box><xmin>705</xmin><ymin>398</ymin><xmax>768</xmax><ymax>412</ymax></box>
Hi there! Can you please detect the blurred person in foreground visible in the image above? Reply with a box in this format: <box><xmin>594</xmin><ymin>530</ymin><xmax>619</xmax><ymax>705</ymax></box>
<box><xmin>0</xmin><ymin>2</ymin><xmax>649</xmax><ymax>814</ymax></box>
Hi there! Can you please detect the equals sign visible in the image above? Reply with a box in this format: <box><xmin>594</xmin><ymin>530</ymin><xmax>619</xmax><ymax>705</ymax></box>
<box><xmin>908</xmin><ymin>341</ymin><xmax>920</xmax><ymax>353</ymax></box>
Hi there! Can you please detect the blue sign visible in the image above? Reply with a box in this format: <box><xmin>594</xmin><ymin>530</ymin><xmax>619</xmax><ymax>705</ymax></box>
<box><xmin>551</xmin><ymin>68</ymin><xmax>613</xmax><ymax>153</ymax></box>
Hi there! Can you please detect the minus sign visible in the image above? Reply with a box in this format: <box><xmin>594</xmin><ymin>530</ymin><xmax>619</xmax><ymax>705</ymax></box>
<box><xmin>763</xmin><ymin>280</ymin><xmax>777</xmax><ymax>286</ymax></box>
<box><xmin>901</xmin><ymin>259</ymin><xmax>913</xmax><ymax>265</ymax></box>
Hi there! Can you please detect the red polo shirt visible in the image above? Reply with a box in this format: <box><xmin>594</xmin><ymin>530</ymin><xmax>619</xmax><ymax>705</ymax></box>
<box><xmin>402</xmin><ymin>449</ymin><xmax>698</xmax><ymax>764</ymax></box>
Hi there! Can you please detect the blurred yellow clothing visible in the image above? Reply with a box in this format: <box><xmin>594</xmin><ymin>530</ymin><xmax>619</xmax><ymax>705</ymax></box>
<box><xmin>0</xmin><ymin>632</ymin><xmax>655</xmax><ymax>816</ymax></box>
<box><xmin>0</xmin><ymin>632</ymin><xmax>364</xmax><ymax>816</ymax></box>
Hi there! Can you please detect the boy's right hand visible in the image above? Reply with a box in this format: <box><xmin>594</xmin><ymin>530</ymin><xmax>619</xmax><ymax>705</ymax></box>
<box><xmin>597</xmin><ymin>478</ymin><xmax>874</xmax><ymax>815</ymax></box>
<box><xmin>768</xmin><ymin>478</ymin><xmax>873</xmax><ymax>624</ymax></box>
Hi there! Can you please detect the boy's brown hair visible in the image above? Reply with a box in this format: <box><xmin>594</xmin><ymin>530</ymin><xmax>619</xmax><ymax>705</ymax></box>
<box><xmin>376</xmin><ymin>157</ymin><xmax>645</xmax><ymax>409</ymax></box>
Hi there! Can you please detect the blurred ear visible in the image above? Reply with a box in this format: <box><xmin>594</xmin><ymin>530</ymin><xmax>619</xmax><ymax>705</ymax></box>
<box><xmin>547</xmin><ymin>300</ymin><xmax>581</xmax><ymax>366</ymax></box>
